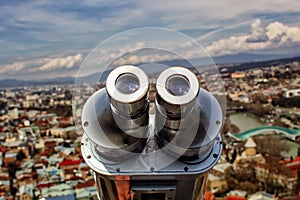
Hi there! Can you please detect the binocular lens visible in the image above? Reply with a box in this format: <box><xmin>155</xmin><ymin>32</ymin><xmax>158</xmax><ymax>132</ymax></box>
<box><xmin>106</xmin><ymin>65</ymin><xmax>149</xmax><ymax>116</ymax></box>
<box><xmin>166</xmin><ymin>75</ymin><xmax>190</xmax><ymax>96</ymax></box>
<box><xmin>155</xmin><ymin>67</ymin><xmax>203</xmax><ymax>160</ymax></box>
<box><xmin>156</xmin><ymin>67</ymin><xmax>199</xmax><ymax>116</ymax></box>
<box><xmin>116</xmin><ymin>73</ymin><xmax>140</xmax><ymax>94</ymax></box>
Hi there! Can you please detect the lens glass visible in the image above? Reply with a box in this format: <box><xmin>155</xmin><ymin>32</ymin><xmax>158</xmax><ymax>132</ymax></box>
<box><xmin>166</xmin><ymin>75</ymin><xmax>190</xmax><ymax>96</ymax></box>
<box><xmin>116</xmin><ymin>73</ymin><xmax>140</xmax><ymax>94</ymax></box>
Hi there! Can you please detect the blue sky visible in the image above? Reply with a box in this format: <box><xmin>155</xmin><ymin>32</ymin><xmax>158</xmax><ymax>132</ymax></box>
<box><xmin>0</xmin><ymin>0</ymin><xmax>300</xmax><ymax>80</ymax></box>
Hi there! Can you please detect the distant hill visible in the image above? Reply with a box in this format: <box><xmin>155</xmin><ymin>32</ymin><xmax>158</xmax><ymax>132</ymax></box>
<box><xmin>0</xmin><ymin>69</ymin><xmax>113</xmax><ymax>88</ymax></box>
<box><xmin>219</xmin><ymin>55</ymin><xmax>300</xmax><ymax>73</ymax></box>
<box><xmin>0</xmin><ymin>77</ymin><xmax>75</xmax><ymax>88</ymax></box>
<box><xmin>1</xmin><ymin>54</ymin><xmax>300</xmax><ymax>88</ymax></box>
<box><xmin>212</xmin><ymin>53</ymin><xmax>293</xmax><ymax>64</ymax></box>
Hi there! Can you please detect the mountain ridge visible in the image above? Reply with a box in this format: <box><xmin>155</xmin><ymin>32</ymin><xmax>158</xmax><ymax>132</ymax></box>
<box><xmin>1</xmin><ymin>54</ymin><xmax>299</xmax><ymax>88</ymax></box>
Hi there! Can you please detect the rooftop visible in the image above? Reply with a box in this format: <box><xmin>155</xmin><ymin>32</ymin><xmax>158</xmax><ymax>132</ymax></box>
<box><xmin>244</xmin><ymin>137</ymin><xmax>257</xmax><ymax>148</ymax></box>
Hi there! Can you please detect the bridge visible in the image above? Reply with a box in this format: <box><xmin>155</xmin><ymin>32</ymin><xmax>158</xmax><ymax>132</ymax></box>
<box><xmin>228</xmin><ymin>126</ymin><xmax>300</xmax><ymax>141</ymax></box>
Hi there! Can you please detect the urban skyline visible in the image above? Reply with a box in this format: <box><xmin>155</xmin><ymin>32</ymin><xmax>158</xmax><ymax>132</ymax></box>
<box><xmin>0</xmin><ymin>59</ymin><xmax>299</xmax><ymax>199</ymax></box>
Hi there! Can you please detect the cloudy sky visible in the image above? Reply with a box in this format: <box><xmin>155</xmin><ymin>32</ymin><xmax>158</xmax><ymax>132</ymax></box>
<box><xmin>0</xmin><ymin>0</ymin><xmax>300</xmax><ymax>80</ymax></box>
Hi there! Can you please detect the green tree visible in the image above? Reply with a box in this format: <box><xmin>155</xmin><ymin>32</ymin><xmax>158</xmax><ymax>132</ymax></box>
<box><xmin>224</xmin><ymin>166</ymin><xmax>239</xmax><ymax>191</ymax></box>
<box><xmin>253</xmin><ymin>135</ymin><xmax>291</xmax><ymax>192</ymax></box>
<box><xmin>253</xmin><ymin>135</ymin><xmax>290</xmax><ymax>156</ymax></box>
<box><xmin>235</xmin><ymin>158</ymin><xmax>257</xmax><ymax>183</ymax></box>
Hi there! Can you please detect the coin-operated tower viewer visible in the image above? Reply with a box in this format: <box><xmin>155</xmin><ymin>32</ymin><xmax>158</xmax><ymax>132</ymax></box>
<box><xmin>81</xmin><ymin>65</ymin><xmax>223</xmax><ymax>200</ymax></box>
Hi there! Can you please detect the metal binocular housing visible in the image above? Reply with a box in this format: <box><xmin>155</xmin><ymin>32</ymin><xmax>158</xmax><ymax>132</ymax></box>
<box><xmin>81</xmin><ymin>65</ymin><xmax>223</xmax><ymax>200</ymax></box>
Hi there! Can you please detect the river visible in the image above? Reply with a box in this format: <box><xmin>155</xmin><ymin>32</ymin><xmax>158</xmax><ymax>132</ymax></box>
<box><xmin>229</xmin><ymin>112</ymin><xmax>266</xmax><ymax>132</ymax></box>
<box><xmin>229</xmin><ymin>112</ymin><xmax>300</xmax><ymax>158</ymax></box>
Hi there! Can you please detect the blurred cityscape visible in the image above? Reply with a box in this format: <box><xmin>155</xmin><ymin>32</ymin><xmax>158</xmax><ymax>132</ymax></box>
<box><xmin>0</xmin><ymin>57</ymin><xmax>299</xmax><ymax>200</ymax></box>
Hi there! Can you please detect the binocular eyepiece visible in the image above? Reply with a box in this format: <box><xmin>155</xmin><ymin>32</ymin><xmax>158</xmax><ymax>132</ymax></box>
<box><xmin>81</xmin><ymin>65</ymin><xmax>223</xmax><ymax>200</ymax></box>
<box><xmin>106</xmin><ymin>65</ymin><xmax>149</xmax><ymax>117</ymax></box>
<box><xmin>82</xmin><ymin>64</ymin><xmax>223</xmax><ymax>163</ymax></box>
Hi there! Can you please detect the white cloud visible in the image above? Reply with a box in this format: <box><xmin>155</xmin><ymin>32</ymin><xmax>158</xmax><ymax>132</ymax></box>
<box><xmin>114</xmin><ymin>53</ymin><xmax>175</xmax><ymax>66</ymax></box>
<box><xmin>0</xmin><ymin>0</ymin><xmax>300</xmax><ymax>80</ymax></box>
<box><xmin>39</xmin><ymin>54</ymin><xmax>82</xmax><ymax>71</ymax></box>
<box><xmin>267</xmin><ymin>22</ymin><xmax>300</xmax><ymax>43</ymax></box>
<box><xmin>135</xmin><ymin>0</ymin><xmax>300</xmax><ymax>30</ymax></box>
<box><xmin>205</xmin><ymin>20</ymin><xmax>300</xmax><ymax>56</ymax></box>
<box><xmin>0</xmin><ymin>62</ymin><xmax>24</xmax><ymax>74</ymax></box>
<box><xmin>1</xmin><ymin>0</ymin><xmax>299</xmax><ymax>45</ymax></box>
<box><xmin>247</xmin><ymin>19</ymin><xmax>268</xmax><ymax>43</ymax></box>
<box><xmin>0</xmin><ymin>53</ymin><xmax>83</xmax><ymax>79</ymax></box>
<box><xmin>0</xmin><ymin>1</ymin><xmax>299</xmax><ymax>66</ymax></box>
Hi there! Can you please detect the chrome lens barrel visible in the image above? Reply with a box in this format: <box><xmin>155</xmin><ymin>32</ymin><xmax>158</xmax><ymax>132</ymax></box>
<box><xmin>106</xmin><ymin>65</ymin><xmax>149</xmax><ymax>116</ymax></box>
<box><xmin>106</xmin><ymin>65</ymin><xmax>150</xmax><ymax>138</ymax></box>
<box><xmin>156</xmin><ymin>67</ymin><xmax>199</xmax><ymax>117</ymax></box>
<box><xmin>155</xmin><ymin>67</ymin><xmax>219</xmax><ymax>161</ymax></box>
<box><xmin>81</xmin><ymin>65</ymin><xmax>150</xmax><ymax>163</ymax></box>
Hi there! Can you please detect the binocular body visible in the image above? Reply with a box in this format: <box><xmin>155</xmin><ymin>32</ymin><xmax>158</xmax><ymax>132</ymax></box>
<box><xmin>81</xmin><ymin>66</ymin><xmax>223</xmax><ymax>200</ymax></box>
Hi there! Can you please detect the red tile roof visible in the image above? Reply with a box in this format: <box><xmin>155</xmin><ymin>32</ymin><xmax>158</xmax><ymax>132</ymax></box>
<box><xmin>59</xmin><ymin>159</ymin><xmax>82</xmax><ymax>167</ymax></box>
<box><xmin>0</xmin><ymin>147</ymin><xmax>8</xmax><ymax>152</ymax></box>
<box><xmin>75</xmin><ymin>181</ymin><xmax>95</xmax><ymax>189</ymax></box>
<box><xmin>36</xmin><ymin>183</ymin><xmax>54</xmax><ymax>189</ymax></box>
<box><xmin>226</xmin><ymin>197</ymin><xmax>245</xmax><ymax>200</ymax></box>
